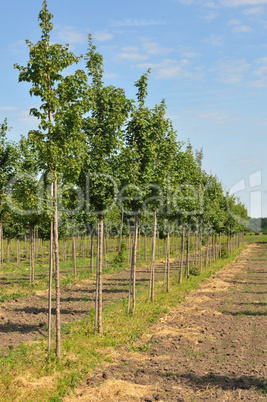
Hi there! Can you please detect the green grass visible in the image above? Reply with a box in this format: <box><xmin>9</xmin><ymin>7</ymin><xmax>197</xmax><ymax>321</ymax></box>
<box><xmin>0</xmin><ymin>245</ymin><xmax>245</xmax><ymax>402</ymax></box>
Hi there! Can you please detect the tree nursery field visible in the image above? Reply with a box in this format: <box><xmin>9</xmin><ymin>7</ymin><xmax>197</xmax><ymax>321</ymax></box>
<box><xmin>1</xmin><ymin>2</ymin><xmax>263</xmax><ymax>401</ymax></box>
<box><xmin>0</xmin><ymin>236</ymin><xmax>266</xmax><ymax>401</ymax></box>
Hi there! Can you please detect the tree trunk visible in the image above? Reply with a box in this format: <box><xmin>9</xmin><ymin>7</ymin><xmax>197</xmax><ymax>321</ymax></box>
<box><xmin>128</xmin><ymin>221</ymin><xmax>131</xmax><ymax>264</ymax></box>
<box><xmin>95</xmin><ymin>222</ymin><xmax>99</xmax><ymax>334</ymax></box>
<box><xmin>6</xmin><ymin>238</ymin><xmax>10</xmax><ymax>265</ymax></box>
<box><xmin>53</xmin><ymin>177</ymin><xmax>61</xmax><ymax>360</ymax></box>
<box><xmin>16</xmin><ymin>238</ymin><xmax>20</xmax><ymax>267</ymax></box>
<box><xmin>179</xmin><ymin>225</ymin><xmax>185</xmax><ymax>284</ymax></box>
<box><xmin>149</xmin><ymin>211</ymin><xmax>157</xmax><ymax>302</ymax></box>
<box><xmin>29</xmin><ymin>226</ymin><xmax>34</xmax><ymax>284</ymax></box>
<box><xmin>127</xmin><ymin>213</ymin><xmax>138</xmax><ymax>314</ymax></box>
<box><xmin>199</xmin><ymin>229</ymin><xmax>202</xmax><ymax>273</ymax></box>
<box><xmin>0</xmin><ymin>219</ymin><xmax>3</xmax><ymax>270</ymax></box>
<box><xmin>163</xmin><ymin>221</ymin><xmax>170</xmax><ymax>292</ymax></box>
<box><xmin>157</xmin><ymin>230</ymin><xmax>160</xmax><ymax>260</ymax></box>
<box><xmin>95</xmin><ymin>214</ymin><xmax>103</xmax><ymax>334</ymax></box>
<box><xmin>144</xmin><ymin>233</ymin><xmax>147</xmax><ymax>262</ymax></box>
<box><xmin>205</xmin><ymin>231</ymin><xmax>210</xmax><ymax>268</ymax></box>
<box><xmin>186</xmin><ymin>227</ymin><xmax>190</xmax><ymax>278</ymax></box>
<box><xmin>193</xmin><ymin>231</ymin><xmax>197</xmax><ymax>266</ymax></box>
<box><xmin>119</xmin><ymin>211</ymin><xmax>124</xmax><ymax>251</ymax></box>
<box><xmin>72</xmin><ymin>231</ymin><xmax>76</xmax><ymax>277</ymax></box>
<box><xmin>90</xmin><ymin>232</ymin><xmax>95</xmax><ymax>273</ymax></box>
<box><xmin>48</xmin><ymin>183</ymin><xmax>54</xmax><ymax>356</ymax></box>
<box><xmin>103</xmin><ymin>233</ymin><xmax>107</xmax><ymax>269</ymax></box>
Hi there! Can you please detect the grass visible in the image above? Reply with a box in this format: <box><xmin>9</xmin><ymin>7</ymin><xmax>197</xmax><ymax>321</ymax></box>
<box><xmin>0</xmin><ymin>245</ymin><xmax>245</xmax><ymax>402</ymax></box>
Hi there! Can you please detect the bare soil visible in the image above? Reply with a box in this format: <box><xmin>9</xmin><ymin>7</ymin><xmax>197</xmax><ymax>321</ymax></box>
<box><xmin>0</xmin><ymin>257</ymin><xmax>176</xmax><ymax>352</ymax></box>
<box><xmin>64</xmin><ymin>243</ymin><xmax>267</xmax><ymax>401</ymax></box>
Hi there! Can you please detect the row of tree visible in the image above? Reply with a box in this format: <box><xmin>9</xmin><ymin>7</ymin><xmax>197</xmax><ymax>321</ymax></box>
<box><xmin>1</xmin><ymin>1</ymin><xmax>248</xmax><ymax>359</ymax></box>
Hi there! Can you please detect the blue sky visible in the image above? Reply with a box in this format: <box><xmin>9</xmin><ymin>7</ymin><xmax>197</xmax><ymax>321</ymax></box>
<box><xmin>1</xmin><ymin>0</ymin><xmax>267</xmax><ymax>218</ymax></box>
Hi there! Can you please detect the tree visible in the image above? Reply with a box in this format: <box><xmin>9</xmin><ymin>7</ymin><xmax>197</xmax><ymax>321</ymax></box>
<box><xmin>14</xmin><ymin>0</ymin><xmax>89</xmax><ymax>359</ymax></box>
<box><xmin>81</xmin><ymin>36</ymin><xmax>132</xmax><ymax>333</ymax></box>
<box><xmin>0</xmin><ymin>119</ymin><xmax>20</xmax><ymax>270</ymax></box>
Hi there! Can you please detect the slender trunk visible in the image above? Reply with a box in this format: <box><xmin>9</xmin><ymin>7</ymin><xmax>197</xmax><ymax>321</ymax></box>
<box><xmin>25</xmin><ymin>234</ymin><xmax>28</xmax><ymax>262</ymax></box>
<box><xmin>127</xmin><ymin>213</ymin><xmax>138</xmax><ymax>314</ymax></box>
<box><xmin>179</xmin><ymin>225</ymin><xmax>185</xmax><ymax>284</ymax></box>
<box><xmin>157</xmin><ymin>230</ymin><xmax>160</xmax><ymax>260</ymax></box>
<box><xmin>53</xmin><ymin>177</ymin><xmax>61</xmax><ymax>360</ymax></box>
<box><xmin>138</xmin><ymin>228</ymin><xmax>141</xmax><ymax>261</ymax></box>
<box><xmin>128</xmin><ymin>221</ymin><xmax>131</xmax><ymax>264</ymax></box>
<box><xmin>29</xmin><ymin>227</ymin><xmax>34</xmax><ymax>283</ymax></box>
<box><xmin>193</xmin><ymin>231</ymin><xmax>197</xmax><ymax>266</ymax></box>
<box><xmin>119</xmin><ymin>211</ymin><xmax>124</xmax><ymax>251</ymax></box>
<box><xmin>205</xmin><ymin>231</ymin><xmax>210</xmax><ymax>268</ymax></box>
<box><xmin>17</xmin><ymin>238</ymin><xmax>20</xmax><ymax>267</ymax></box>
<box><xmin>6</xmin><ymin>238</ymin><xmax>10</xmax><ymax>265</ymax></box>
<box><xmin>214</xmin><ymin>235</ymin><xmax>218</xmax><ymax>261</ymax></box>
<box><xmin>149</xmin><ymin>211</ymin><xmax>157</xmax><ymax>302</ymax></box>
<box><xmin>103</xmin><ymin>233</ymin><xmax>107</xmax><ymax>270</ymax></box>
<box><xmin>186</xmin><ymin>227</ymin><xmax>190</xmax><ymax>278</ymax></box>
<box><xmin>144</xmin><ymin>234</ymin><xmax>147</xmax><ymax>262</ymax></box>
<box><xmin>95</xmin><ymin>221</ymin><xmax>99</xmax><ymax>334</ymax></box>
<box><xmin>163</xmin><ymin>221</ymin><xmax>170</xmax><ymax>292</ymax></box>
<box><xmin>199</xmin><ymin>229</ymin><xmax>202</xmax><ymax>273</ymax></box>
<box><xmin>83</xmin><ymin>235</ymin><xmax>86</xmax><ymax>259</ymax></box>
<box><xmin>219</xmin><ymin>232</ymin><xmax>222</xmax><ymax>258</ymax></box>
<box><xmin>97</xmin><ymin>214</ymin><xmax>103</xmax><ymax>334</ymax></box>
<box><xmin>0</xmin><ymin>219</ymin><xmax>3</xmax><ymax>270</ymax></box>
<box><xmin>90</xmin><ymin>232</ymin><xmax>95</xmax><ymax>273</ymax></box>
<box><xmin>72</xmin><ymin>232</ymin><xmax>76</xmax><ymax>277</ymax></box>
<box><xmin>63</xmin><ymin>238</ymin><xmax>66</xmax><ymax>262</ymax></box>
<box><xmin>48</xmin><ymin>182</ymin><xmax>54</xmax><ymax>356</ymax></box>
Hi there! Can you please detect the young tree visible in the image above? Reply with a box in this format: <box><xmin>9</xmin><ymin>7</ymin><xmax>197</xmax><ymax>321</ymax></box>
<box><xmin>14</xmin><ymin>0</ymin><xmax>89</xmax><ymax>359</ymax></box>
<box><xmin>0</xmin><ymin>119</ymin><xmax>20</xmax><ymax>270</ymax></box>
<box><xmin>81</xmin><ymin>36</ymin><xmax>132</xmax><ymax>333</ymax></box>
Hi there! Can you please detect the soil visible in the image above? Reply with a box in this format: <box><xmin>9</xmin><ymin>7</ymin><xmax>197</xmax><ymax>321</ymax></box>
<box><xmin>0</xmin><ymin>256</ymin><xmax>177</xmax><ymax>352</ymax></box>
<box><xmin>64</xmin><ymin>243</ymin><xmax>267</xmax><ymax>401</ymax></box>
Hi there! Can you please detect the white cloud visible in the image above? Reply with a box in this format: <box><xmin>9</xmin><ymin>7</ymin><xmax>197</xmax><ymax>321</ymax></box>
<box><xmin>8</xmin><ymin>40</ymin><xmax>25</xmax><ymax>48</ymax></box>
<box><xmin>8</xmin><ymin>40</ymin><xmax>26</xmax><ymax>53</ymax></box>
<box><xmin>110</xmin><ymin>18</ymin><xmax>168</xmax><ymax>27</ymax></box>
<box><xmin>93</xmin><ymin>31</ymin><xmax>114</xmax><ymax>42</ymax></box>
<box><xmin>0</xmin><ymin>106</ymin><xmax>17</xmax><ymax>112</ymax></box>
<box><xmin>228</xmin><ymin>18</ymin><xmax>241</xmax><ymax>24</ymax></box>
<box><xmin>203</xmin><ymin>34</ymin><xmax>224</xmax><ymax>46</ymax></box>
<box><xmin>137</xmin><ymin>58</ymin><xmax>204</xmax><ymax>80</ymax></box>
<box><xmin>57</xmin><ymin>26</ymin><xmax>86</xmax><ymax>44</ymax></box>
<box><xmin>19</xmin><ymin>110</ymin><xmax>39</xmax><ymax>125</ymax></box>
<box><xmin>213</xmin><ymin>58</ymin><xmax>250</xmax><ymax>83</ymax></box>
<box><xmin>243</xmin><ymin>6</ymin><xmax>265</xmax><ymax>14</ymax></box>
<box><xmin>103</xmin><ymin>71</ymin><xmax>117</xmax><ymax>79</ymax></box>
<box><xmin>219</xmin><ymin>0</ymin><xmax>267</xmax><ymax>6</ymax></box>
<box><xmin>204</xmin><ymin>11</ymin><xmax>220</xmax><ymax>19</ymax></box>
<box><xmin>181</xmin><ymin>51</ymin><xmax>201</xmax><ymax>58</ymax></box>
<box><xmin>234</xmin><ymin>24</ymin><xmax>253</xmax><ymax>31</ymax></box>
<box><xmin>228</xmin><ymin>19</ymin><xmax>253</xmax><ymax>32</ymax></box>
<box><xmin>176</xmin><ymin>0</ymin><xmax>267</xmax><ymax>5</ymax></box>
<box><xmin>116</xmin><ymin>46</ymin><xmax>149</xmax><ymax>62</ymax></box>
<box><xmin>178</xmin><ymin>46</ymin><xmax>201</xmax><ymax>58</ymax></box>
<box><xmin>192</xmin><ymin>110</ymin><xmax>241</xmax><ymax>124</ymax></box>
<box><xmin>142</xmin><ymin>41</ymin><xmax>173</xmax><ymax>55</ymax></box>
<box><xmin>251</xmin><ymin>56</ymin><xmax>267</xmax><ymax>86</ymax></box>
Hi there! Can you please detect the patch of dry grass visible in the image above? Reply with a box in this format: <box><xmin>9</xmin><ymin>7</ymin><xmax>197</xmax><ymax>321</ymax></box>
<box><xmin>64</xmin><ymin>379</ymin><xmax>161</xmax><ymax>401</ymax></box>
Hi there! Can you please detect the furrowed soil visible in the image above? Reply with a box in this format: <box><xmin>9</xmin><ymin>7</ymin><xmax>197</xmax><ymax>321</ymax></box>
<box><xmin>64</xmin><ymin>243</ymin><xmax>267</xmax><ymax>401</ymax></box>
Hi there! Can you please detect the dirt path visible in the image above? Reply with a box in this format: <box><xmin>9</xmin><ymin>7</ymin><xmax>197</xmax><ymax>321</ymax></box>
<box><xmin>65</xmin><ymin>243</ymin><xmax>267</xmax><ymax>401</ymax></box>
